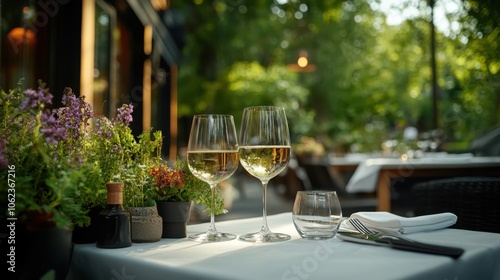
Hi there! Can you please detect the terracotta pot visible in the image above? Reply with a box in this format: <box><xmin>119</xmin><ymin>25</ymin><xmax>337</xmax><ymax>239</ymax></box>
<box><xmin>156</xmin><ymin>201</ymin><xmax>192</xmax><ymax>238</ymax></box>
<box><xmin>127</xmin><ymin>206</ymin><xmax>162</xmax><ymax>243</ymax></box>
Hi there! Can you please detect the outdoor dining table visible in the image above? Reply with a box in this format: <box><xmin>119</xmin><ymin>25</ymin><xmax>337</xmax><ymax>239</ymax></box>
<box><xmin>341</xmin><ymin>154</ymin><xmax>500</xmax><ymax>212</ymax></box>
<box><xmin>67</xmin><ymin>212</ymin><xmax>500</xmax><ymax>280</ymax></box>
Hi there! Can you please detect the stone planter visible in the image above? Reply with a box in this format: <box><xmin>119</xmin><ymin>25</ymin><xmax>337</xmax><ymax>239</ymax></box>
<box><xmin>127</xmin><ymin>206</ymin><xmax>162</xmax><ymax>243</ymax></box>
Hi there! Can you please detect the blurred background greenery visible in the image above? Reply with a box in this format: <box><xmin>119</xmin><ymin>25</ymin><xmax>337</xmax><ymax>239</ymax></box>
<box><xmin>172</xmin><ymin>0</ymin><xmax>500</xmax><ymax>155</ymax></box>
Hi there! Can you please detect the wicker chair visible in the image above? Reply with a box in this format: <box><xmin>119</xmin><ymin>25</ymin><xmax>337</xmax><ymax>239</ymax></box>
<box><xmin>412</xmin><ymin>177</ymin><xmax>500</xmax><ymax>233</ymax></box>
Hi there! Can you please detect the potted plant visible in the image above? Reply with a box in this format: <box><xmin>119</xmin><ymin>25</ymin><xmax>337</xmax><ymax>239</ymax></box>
<box><xmin>149</xmin><ymin>159</ymin><xmax>225</xmax><ymax>238</ymax></box>
<box><xmin>0</xmin><ymin>82</ymin><xmax>90</xmax><ymax>279</ymax></box>
<box><xmin>115</xmin><ymin>126</ymin><xmax>164</xmax><ymax>243</ymax></box>
<box><xmin>119</xmin><ymin>161</ymin><xmax>163</xmax><ymax>243</ymax></box>
<box><xmin>76</xmin><ymin>101</ymin><xmax>165</xmax><ymax>243</ymax></box>
<box><xmin>80</xmin><ymin>100</ymin><xmax>227</xmax><ymax>240</ymax></box>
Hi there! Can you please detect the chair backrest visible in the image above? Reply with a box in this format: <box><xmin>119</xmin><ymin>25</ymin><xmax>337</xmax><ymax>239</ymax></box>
<box><xmin>468</xmin><ymin>126</ymin><xmax>500</xmax><ymax>156</ymax></box>
<box><xmin>412</xmin><ymin>177</ymin><xmax>500</xmax><ymax>233</ymax></box>
<box><xmin>272</xmin><ymin>165</ymin><xmax>309</xmax><ymax>200</ymax></box>
<box><xmin>299</xmin><ymin>163</ymin><xmax>378</xmax><ymax>216</ymax></box>
<box><xmin>300</xmin><ymin>163</ymin><xmax>345</xmax><ymax>194</ymax></box>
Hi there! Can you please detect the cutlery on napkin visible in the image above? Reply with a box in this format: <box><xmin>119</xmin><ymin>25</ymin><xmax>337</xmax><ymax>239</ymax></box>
<box><xmin>336</xmin><ymin>231</ymin><xmax>464</xmax><ymax>258</ymax></box>
<box><xmin>340</xmin><ymin>211</ymin><xmax>457</xmax><ymax>234</ymax></box>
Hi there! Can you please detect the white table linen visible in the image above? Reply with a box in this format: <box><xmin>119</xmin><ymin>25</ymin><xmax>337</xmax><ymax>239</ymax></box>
<box><xmin>68</xmin><ymin>212</ymin><xmax>500</xmax><ymax>280</ymax></box>
<box><xmin>344</xmin><ymin>154</ymin><xmax>500</xmax><ymax>193</ymax></box>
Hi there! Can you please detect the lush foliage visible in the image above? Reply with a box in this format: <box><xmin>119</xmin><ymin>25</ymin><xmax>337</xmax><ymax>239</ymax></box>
<box><xmin>172</xmin><ymin>0</ymin><xmax>500</xmax><ymax>153</ymax></box>
<box><xmin>206</xmin><ymin>62</ymin><xmax>313</xmax><ymax>135</ymax></box>
<box><xmin>84</xmin><ymin>103</ymin><xmax>163</xmax><ymax>208</ymax></box>
<box><xmin>292</xmin><ymin>136</ymin><xmax>326</xmax><ymax>157</ymax></box>
<box><xmin>0</xmin><ymin>82</ymin><xmax>90</xmax><ymax>228</ymax></box>
<box><xmin>0</xmin><ymin>82</ymin><xmax>226</xmax><ymax>229</ymax></box>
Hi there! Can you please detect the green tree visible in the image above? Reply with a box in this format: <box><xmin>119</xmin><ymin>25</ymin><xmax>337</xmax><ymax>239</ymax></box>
<box><xmin>172</xmin><ymin>0</ymin><xmax>500</xmax><ymax>153</ymax></box>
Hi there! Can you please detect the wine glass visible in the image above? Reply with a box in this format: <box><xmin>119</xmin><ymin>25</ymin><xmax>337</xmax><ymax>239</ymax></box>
<box><xmin>186</xmin><ymin>114</ymin><xmax>239</xmax><ymax>242</ymax></box>
<box><xmin>238</xmin><ymin>106</ymin><xmax>292</xmax><ymax>242</ymax></box>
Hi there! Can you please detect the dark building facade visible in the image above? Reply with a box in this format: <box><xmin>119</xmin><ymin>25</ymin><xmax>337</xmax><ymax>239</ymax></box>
<box><xmin>1</xmin><ymin>0</ymin><xmax>182</xmax><ymax>159</ymax></box>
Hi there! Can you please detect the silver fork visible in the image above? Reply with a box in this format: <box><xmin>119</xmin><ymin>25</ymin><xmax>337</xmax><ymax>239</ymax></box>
<box><xmin>349</xmin><ymin>218</ymin><xmax>417</xmax><ymax>242</ymax></box>
<box><xmin>346</xmin><ymin>217</ymin><xmax>464</xmax><ymax>258</ymax></box>
<box><xmin>349</xmin><ymin>218</ymin><xmax>426</xmax><ymax>244</ymax></box>
<box><xmin>349</xmin><ymin>218</ymin><xmax>378</xmax><ymax>235</ymax></box>
<box><xmin>349</xmin><ymin>218</ymin><xmax>411</xmax><ymax>240</ymax></box>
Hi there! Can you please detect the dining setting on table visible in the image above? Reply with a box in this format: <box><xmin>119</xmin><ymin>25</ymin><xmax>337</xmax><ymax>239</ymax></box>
<box><xmin>339</xmin><ymin>153</ymin><xmax>500</xmax><ymax>212</ymax></box>
<box><xmin>67</xmin><ymin>106</ymin><xmax>500</xmax><ymax>280</ymax></box>
<box><xmin>294</xmin><ymin>136</ymin><xmax>500</xmax><ymax>218</ymax></box>
<box><xmin>68</xmin><ymin>210</ymin><xmax>500</xmax><ymax>280</ymax></box>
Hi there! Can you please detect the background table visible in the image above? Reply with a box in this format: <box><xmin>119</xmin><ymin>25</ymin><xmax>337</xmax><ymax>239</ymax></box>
<box><xmin>68</xmin><ymin>213</ymin><xmax>500</xmax><ymax>280</ymax></box>
<box><xmin>343</xmin><ymin>155</ymin><xmax>500</xmax><ymax>211</ymax></box>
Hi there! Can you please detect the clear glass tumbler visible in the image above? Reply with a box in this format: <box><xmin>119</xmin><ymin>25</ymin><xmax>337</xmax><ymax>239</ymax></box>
<box><xmin>292</xmin><ymin>191</ymin><xmax>343</xmax><ymax>240</ymax></box>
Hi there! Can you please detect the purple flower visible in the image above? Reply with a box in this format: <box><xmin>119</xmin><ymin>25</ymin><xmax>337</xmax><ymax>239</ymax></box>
<box><xmin>111</xmin><ymin>143</ymin><xmax>120</xmax><ymax>154</ymax></box>
<box><xmin>115</xmin><ymin>104</ymin><xmax>134</xmax><ymax>126</ymax></box>
<box><xmin>94</xmin><ymin>117</ymin><xmax>114</xmax><ymax>139</ymax></box>
<box><xmin>0</xmin><ymin>156</ymin><xmax>7</xmax><ymax>168</ymax></box>
<box><xmin>0</xmin><ymin>138</ymin><xmax>7</xmax><ymax>168</ymax></box>
<box><xmin>55</xmin><ymin>88</ymin><xmax>93</xmax><ymax>141</ymax></box>
<box><xmin>21</xmin><ymin>87</ymin><xmax>53</xmax><ymax>111</ymax></box>
<box><xmin>40</xmin><ymin>111</ymin><xmax>68</xmax><ymax>145</ymax></box>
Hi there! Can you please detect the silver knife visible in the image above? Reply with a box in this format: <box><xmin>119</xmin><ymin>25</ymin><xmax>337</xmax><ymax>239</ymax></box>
<box><xmin>337</xmin><ymin>231</ymin><xmax>464</xmax><ymax>258</ymax></box>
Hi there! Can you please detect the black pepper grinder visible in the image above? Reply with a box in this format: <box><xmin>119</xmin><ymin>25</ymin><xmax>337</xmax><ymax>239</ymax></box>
<box><xmin>96</xmin><ymin>182</ymin><xmax>132</xmax><ymax>248</ymax></box>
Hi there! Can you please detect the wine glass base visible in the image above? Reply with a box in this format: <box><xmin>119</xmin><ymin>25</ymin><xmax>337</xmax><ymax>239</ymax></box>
<box><xmin>188</xmin><ymin>231</ymin><xmax>237</xmax><ymax>242</ymax></box>
<box><xmin>239</xmin><ymin>232</ymin><xmax>291</xmax><ymax>243</ymax></box>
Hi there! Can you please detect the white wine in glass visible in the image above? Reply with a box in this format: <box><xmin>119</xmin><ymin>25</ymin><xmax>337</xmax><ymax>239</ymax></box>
<box><xmin>187</xmin><ymin>114</ymin><xmax>239</xmax><ymax>242</ymax></box>
<box><xmin>238</xmin><ymin>106</ymin><xmax>292</xmax><ymax>242</ymax></box>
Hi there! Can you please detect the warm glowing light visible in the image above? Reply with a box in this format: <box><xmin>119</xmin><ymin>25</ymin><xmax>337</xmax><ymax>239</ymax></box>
<box><xmin>287</xmin><ymin>50</ymin><xmax>316</xmax><ymax>72</ymax></box>
<box><xmin>297</xmin><ymin>56</ymin><xmax>308</xmax><ymax>67</ymax></box>
<box><xmin>7</xmin><ymin>27</ymin><xmax>36</xmax><ymax>42</ymax></box>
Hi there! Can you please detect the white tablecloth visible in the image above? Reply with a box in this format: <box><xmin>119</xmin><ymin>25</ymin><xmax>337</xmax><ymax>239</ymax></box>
<box><xmin>344</xmin><ymin>155</ymin><xmax>500</xmax><ymax>193</ymax></box>
<box><xmin>68</xmin><ymin>213</ymin><xmax>500</xmax><ymax>280</ymax></box>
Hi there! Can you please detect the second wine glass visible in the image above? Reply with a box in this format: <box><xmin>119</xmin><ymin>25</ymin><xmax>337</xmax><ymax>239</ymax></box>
<box><xmin>186</xmin><ymin>114</ymin><xmax>239</xmax><ymax>242</ymax></box>
<box><xmin>238</xmin><ymin>106</ymin><xmax>291</xmax><ymax>242</ymax></box>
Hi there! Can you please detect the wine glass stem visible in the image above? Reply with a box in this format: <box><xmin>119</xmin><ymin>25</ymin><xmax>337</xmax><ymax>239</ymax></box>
<box><xmin>208</xmin><ymin>185</ymin><xmax>217</xmax><ymax>235</ymax></box>
<box><xmin>260</xmin><ymin>180</ymin><xmax>270</xmax><ymax>234</ymax></box>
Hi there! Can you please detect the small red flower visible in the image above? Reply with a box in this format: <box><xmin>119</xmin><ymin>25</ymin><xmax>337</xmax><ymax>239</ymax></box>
<box><xmin>149</xmin><ymin>165</ymin><xmax>186</xmax><ymax>191</ymax></box>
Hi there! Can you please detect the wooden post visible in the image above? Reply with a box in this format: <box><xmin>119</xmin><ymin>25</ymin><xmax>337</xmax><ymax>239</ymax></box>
<box><xmin>430</xmin><ymin>0</ymin><xmax>439</xmax><ymax>129</ymax></box>
<box><xmin>169</xmin><ymin>64</ymin><xmax>178</xmax><ymax>162</ymax></box>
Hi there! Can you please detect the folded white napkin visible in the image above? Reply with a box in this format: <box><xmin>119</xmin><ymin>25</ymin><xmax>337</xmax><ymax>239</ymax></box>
<box><xmin>341</xmin><ymin>211</ymin><xmax>458</xmax><ymax>234</ymax></box>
